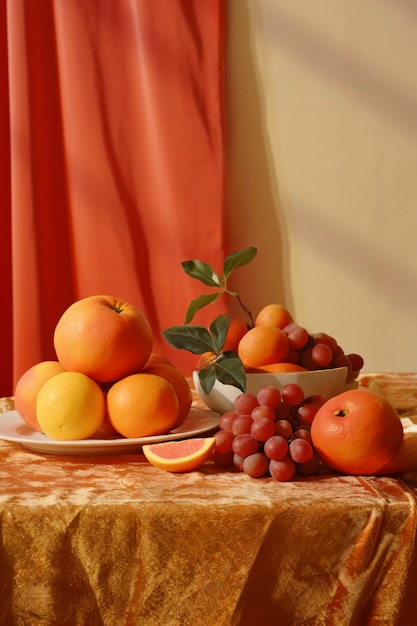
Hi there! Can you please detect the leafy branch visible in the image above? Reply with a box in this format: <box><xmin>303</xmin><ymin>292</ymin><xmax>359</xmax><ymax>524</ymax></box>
<box><xmin>162</xmin><ymin>315</ymin><xmax>246</xmax><ymax>393</ymax></box>
<box><xmin>162</xmin><ymin>247</ymin><xmax>257</xmax><ymax>394</ymax></box>
<box><xmin>181</xmin><ymin>246</ymin><xmax>257</xmax><ymax>326</ymax></box>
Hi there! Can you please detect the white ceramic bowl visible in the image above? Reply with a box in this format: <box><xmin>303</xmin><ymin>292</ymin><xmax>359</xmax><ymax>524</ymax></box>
<box><xmin>193</xmin><ymin>367</ymin><xmax>358</xmax><ymax>414</ymax></box>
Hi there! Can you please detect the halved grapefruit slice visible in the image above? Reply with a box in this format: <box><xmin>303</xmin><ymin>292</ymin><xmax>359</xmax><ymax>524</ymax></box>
<box><xmin>142</xmin><ymin>437</ymin><xmax>216</xmax><ymax>473</ymax></box>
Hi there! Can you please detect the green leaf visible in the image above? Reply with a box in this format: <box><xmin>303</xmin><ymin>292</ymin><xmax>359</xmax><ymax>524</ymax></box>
<box><xmin>197</xmin><ymin>364</ymin><xmax>217</xmax><ymax>394</ymax></box>
<box><xmin>162</xmin><ymin>325</ymin><xmax>214</xmax><ymax>354</ymax></box>
<box><xmin>223</xmin><ymin>247</ymin><xmax>257</xmax><ymax>281</ymax></box>
<box><xmin>197</xmin><ymin>352</ymin><xmax>246</xmax><ymax>394</ymax></box>
<box><xmin>181</xmin><ymin>260</ymin><xmax>222</xmax><ymax>288</ymax></box>
<box><xmin>184</xmin><ymin>292</ymin><xmax>221</xmax><ymax>324</ymax></box>
<box><xmin>209</xmin><ymin>315</ymin><xmax>230</xmax><ymax>354</ymax></box>
<box><xmin>215</xmin><ymin>352</ymin><xmax>246</xmax><ymax>392</ymax></box>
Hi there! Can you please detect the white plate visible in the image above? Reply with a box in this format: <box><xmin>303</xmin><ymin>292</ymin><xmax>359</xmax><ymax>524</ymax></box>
<box><xmin>0</xmin><ymin>408</ymin><xmax>220</xmax><ymax>456</ymax></box>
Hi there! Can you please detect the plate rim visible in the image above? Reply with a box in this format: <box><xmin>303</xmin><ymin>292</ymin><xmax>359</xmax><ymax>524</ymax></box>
<box><xmin>0</xmin><ymin>407</ymin><xmax>220</xmax><ymax>455</ymax></box>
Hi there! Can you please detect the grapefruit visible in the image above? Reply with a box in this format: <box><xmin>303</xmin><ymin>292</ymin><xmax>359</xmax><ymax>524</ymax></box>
<box><xmin>311</xmin><ymin>388</ymin><xmax>403</xmax><ymax>475</ymax></box>
<box><xmin>142</xmin><ymin>437</ymin><xmax>216</xmax><ymax>472</ymax></box>
<box><xmin>54</xmin><ymin>295</ymin><xmax>153</xmax><ymax>383</ymax></box>
<box><xmin>14</xmin><ymin>360</ymin><xmax>66</xmax><ymax>431</ymax></box>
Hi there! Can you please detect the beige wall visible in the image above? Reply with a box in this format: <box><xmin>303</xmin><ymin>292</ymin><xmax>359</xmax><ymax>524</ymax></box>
<box><xmin>225</xmin><ymin>0</ymin><xmax>417</xmax><ymax>372</ymax></box>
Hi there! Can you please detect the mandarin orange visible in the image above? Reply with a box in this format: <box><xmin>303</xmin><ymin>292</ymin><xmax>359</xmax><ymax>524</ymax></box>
<box><xmin>196</xmin><ymin>351</ymin><xmax>217</xmax><ymax>370</ymax></box>
<box><xmin>142</xmin><ymin>363</ymin><xmax>192</xmax><ymax>428</ymax></box>
<box><xmin>223</xmin><ymin>318</ymin><xmax>248</xmax><ymax>352</ymax></box>
<box><xmin>238</xmin><ymin>325</ymin><xmax>290</xmax><ymax>368</ymax></box>
<box><xmin>255</xmin><ymin>304</ymin><xmax>293</xmax><ymax>330</ymax></box>
<box><xmin>245</xmin><ymin>362</ymin><xmax>308</xmax><ymax>373</ymax></box>
<box><xmin>106</xmin><ymin>373</ymin><xmax>178</xmax><ymax>438</ymax></box>
<box><xmin>144</xmin><ymin>352</ymin><xmax>175</xmax><ymax>368</ymax></box>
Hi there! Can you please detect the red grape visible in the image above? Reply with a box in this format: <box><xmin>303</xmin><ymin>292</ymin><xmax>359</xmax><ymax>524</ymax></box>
<box><xmin>264</xmin><ymin>435</ymin><xmax>289</xmax><ymax>461</ymax></box>
<box><xmin>251</xmin><ymin>404</ymin><xmax>275</xmax><ymax>421</ymax></box>
<box><xmin>300</xmin><ymin>348</ymin><xmax>318</xmax><ymax>370</ymax></box>
<box><xmin>289</xmin><ymin>438</ymin><xmax>314</xmax><ymax>464</ymax></box>
<box><xmin>297</xmin><ymin>403</ymin><xmax>319</xmax><ymax>426</ymax></box>
<box><xmin>243</xmin><ymin>452</ymin><xmax>269</xmax><ymax>478</ymax></box>
<box><xmin>214</xmin><ymin>429</ymin><xmax>234</xmax><ymax>453</ymax></box>
<box><xmin>269</xmin><ymin>456</ymin><xmax>296</xmax><ymax>481</ymax></box>
<box><xmin>256</xmin><ymin>385</ymin><xmax>281</xmax><ymax>408</ymax></box>
<box><xmin>304</xmin><ymin>394</ymin><xmax>328</xmax><ymax>408</ymax></box>
<box><xmin>233</xmin><ymin>454</ymin><xmax>245</xmax><ymax>471</ymax></box>
<box><xmin>283</xmin><ymin>323</ymin><xmax>310</xmax><ymax>350</ymax></box>
<box><xmin>232</xmin><ymin>433</ymin><xmax>260</xmax><ymax>458</ymax></box>
<box><xmin>292</xmin><ymin>428</ymin><xmax>312</xmax><ymax>443</ymax></box>
<box><xmin>311</xmin><ymin>342</ymin><xmax>333</xmax><ymax>368</ymax></box>
<box><xmin>281</xmin><ymin>383</ymin><xmax>304</xmax><ymax>407</ymax></box>
<box><xmin>251</xmin><ymin>417</ymin><xmax>276</xmax><ymax>442</ymax></box>
<box><xmin>275</xmin><ymin>419</ymin><xmax>293</xmax><ymax>438</ymax></box>
<box><xmin>311</xmin><ymin>332</ymin><xmax>337</xmax><ymax>351</ymax></box>
<box><xmin>234</xmin><ymin>393</ymin><xmax>259</xmax><ymax>415</ymax></box>
<box><xmin>347</xmin><ymin>353</ymin><xmax>364</xmax><ymax>372</ymax></box>
<box><xmin>231</xmin><ymin>414</ymin><xmax>254</xmax><ymax>436</ymax></box>
<box><xmin>332</xmin><ymin>353</ymin><xmax>352</xmax><ymax>373</ymax></box>
<box><xmin>219</xmin><ymin>411</ymin><xmax>238</xmax><ymax>432</ymax></box>
<box><xmin>332</xmin><ymin>344</ymin><xmax>345</xmax><ymax>358</ymax></box>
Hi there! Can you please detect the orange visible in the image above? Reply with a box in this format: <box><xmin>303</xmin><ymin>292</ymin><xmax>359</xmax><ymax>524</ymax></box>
<box><xmin>14</xmin><ymin>360</ymin><xmax>66</xmax><ymax>431</ymax></box>
<box><xmin>238</xmin><ymin>325</ymin><xmax>290</xmax><ymax>368</ymax></box>
<box><xmin>246</xmin><ymin>362</ymin><xmax>308</xmax><ymax>374</ymax></box>
<box><xmin>144</xmin><ymin>352</ymin><xmax>174</xmax><ymax>368</ymax></box>
<box><xmin>106</xmin><ymin>373</ymin><xmax>178</xmax><ymax>438</ymax></box>
<box><xmin>255</xmin><ymin>304</ymin><xmax>293</xmax><ymax>330</ymax></box>
<box><xmin>311</xmin><ymin>388</ymin><xmax>404</xmax><ymax>475</ymax></box>
<box><xmin>54</xmin><ymin>295</ymin><xmax>153</xmax><ymax>383</ymax></box>
<box><xmin>196</xmin><ymin>351</ymin><xmax>217</xmax><ymax>370</ymax></box>
<box><xmin>36</xmin><ymin>371</ymin><xmax>105</xmax><ymax>440</ymax></box>
<box><xmin>142</xmin><ymin>437</ymin><xmax>216</xmax><ymax>472</ymax></box>
<box><xmin>142</xmin><ymin>363</ymin><xmax>192</xmax><ymax>428</ymax></box>
<box><xmin>223</xmin><ymin>318</ymin><xmax>248</xmax><ymax>352</ymax></box>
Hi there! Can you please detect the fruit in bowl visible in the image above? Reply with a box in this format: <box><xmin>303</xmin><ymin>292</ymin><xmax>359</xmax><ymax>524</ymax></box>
<box><xmin>162</xmin><ymin>247</ymin><xmax>364</xmax><ymax>411</ymax></box>
<box><xmin>193</xmin><ymin>366</ymin><xmax>357</xmax><ymax>414</ymax></box>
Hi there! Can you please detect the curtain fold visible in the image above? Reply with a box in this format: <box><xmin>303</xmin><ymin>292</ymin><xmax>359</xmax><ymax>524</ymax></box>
<box><xmin>2</xmin><ymin>0</ymin><xmax>227</xmax><ymax>395</ymax></box>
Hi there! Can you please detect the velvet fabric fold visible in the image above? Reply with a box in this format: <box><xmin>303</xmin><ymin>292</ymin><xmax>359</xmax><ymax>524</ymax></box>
<box><xmin>1</xmin><ymin>372</ymin><xmax>417</xmax><ymax>625</ymax></box>
<box><xmin>0</xmin><ymin>442</ymin><xmax>416</xmax><ymax>626</ymax></box>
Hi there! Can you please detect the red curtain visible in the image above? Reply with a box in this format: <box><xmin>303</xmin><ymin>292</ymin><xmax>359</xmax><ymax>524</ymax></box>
<box><xmin>1</xmin><ymin>0</ymin><xmax>227</xmax><ymax>396</ymax></box>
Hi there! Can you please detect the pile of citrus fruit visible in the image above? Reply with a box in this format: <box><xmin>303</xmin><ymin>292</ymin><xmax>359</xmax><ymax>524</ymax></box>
<box><xmin>13</xmin><ymin>295</ymin><xmax>416</xmax><ymax>478</ymax></box>
<box><xmin>14</xmin><ymin>295</ymin><xmax>192</xmax><ymax>441</ymax></box>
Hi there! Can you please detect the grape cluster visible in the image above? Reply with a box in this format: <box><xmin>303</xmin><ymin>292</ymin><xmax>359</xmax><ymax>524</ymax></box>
<box><xmin>213</xmin><ymin>384</ymin><xmax>327</xmax><ymax>481</ymax></box>
<box><xmin>282</xmin><ymin>324</ymin><xmax>364</xmax><ymax>379</ymax></box>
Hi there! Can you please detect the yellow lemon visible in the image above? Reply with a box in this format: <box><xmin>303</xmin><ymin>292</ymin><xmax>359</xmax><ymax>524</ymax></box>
<box><xmin>36</xmin><ymin>371</ymin><xmax>105</xmax><ymax>440</ymax></box>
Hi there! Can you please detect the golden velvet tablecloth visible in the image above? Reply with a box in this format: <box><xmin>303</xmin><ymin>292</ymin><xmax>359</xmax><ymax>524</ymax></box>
<box><xmin>1</xmin><ymin>374</ymin><xmax>417</xmax><ymax>626</ymax></box>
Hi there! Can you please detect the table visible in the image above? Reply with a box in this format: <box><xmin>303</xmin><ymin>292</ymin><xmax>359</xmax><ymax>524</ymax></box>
<box><xmin>1</xmin><ymin>374</ymin><xmax>417</xmax><ymax>626</ymax></box>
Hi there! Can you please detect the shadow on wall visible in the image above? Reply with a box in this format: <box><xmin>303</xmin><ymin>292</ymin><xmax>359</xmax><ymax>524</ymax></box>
<box><xmin>224</xmin><ymin>0</ymin><xmax>294</xmax><ymax>320</ymax></box>
<box><xmin>263</xmin><ymin>4</ymin><xmax>417</xmax><ymax>141</ymax></box>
